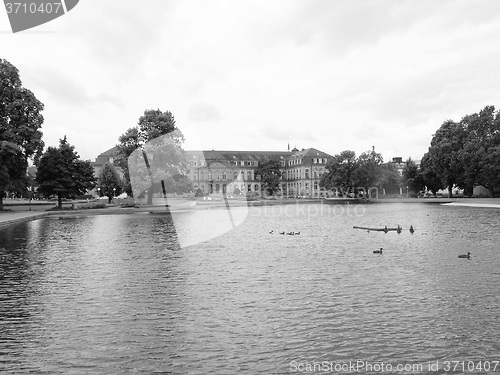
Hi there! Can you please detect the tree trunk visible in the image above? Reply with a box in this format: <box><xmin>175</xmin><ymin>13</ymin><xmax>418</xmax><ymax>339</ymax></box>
<box><xmin>108</xmin><ymin>196</ymin><xmax>112</xmax><ymax>204</ymax></box>
<box><xmin>490</xmin><ymin>185</ymin><xmax>494</xmax><ymax>198</ymax></box>
<box><xmin>448</xmin><ymin>186</ymin><xmax>453</xmax><ymax>198</ymax></box>
<box><xmin>58</xmin><ymin>194</ymin><xmax>62</xmax><ymax>209</ymax></box>
<box><xmin>0</xmin><ymin>190</ymin><xmax>3</xmax><ymax>211</ymax></box>
<box><xmin>147</xmin><ymin>189</ymin><xmax>153</xmax><ymax>205</ymax></box>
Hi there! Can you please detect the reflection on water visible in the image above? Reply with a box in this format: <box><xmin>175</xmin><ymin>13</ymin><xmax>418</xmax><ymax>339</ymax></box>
<box><xmin>1</xmin><ymin>204</ymin><xmax>500</xmax><ymax>374</ymax></box>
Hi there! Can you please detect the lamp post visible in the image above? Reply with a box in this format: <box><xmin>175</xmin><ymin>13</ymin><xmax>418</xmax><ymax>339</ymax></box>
<box><xmin>97</xmin><ymin>187</ymin><xmax>100</xmax><ymax>198</ymax></box>
<box><xmin>27</xmin><ymin>187</ymin><xmax>32</xmax><ymax>211</ymax></box>
<box><xmin>113</xmin><ymin>187</ymin><xmax>116</xmax><ymax>198</ymax></box>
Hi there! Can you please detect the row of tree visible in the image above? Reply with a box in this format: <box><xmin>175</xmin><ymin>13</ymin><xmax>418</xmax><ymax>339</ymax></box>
<box><xmin>3</xmin><ymin>57</ymin><xmax>500</xmax><ymax>210</ymax></box>
<box><xmin>1</xmin><ymin>59</ymin><xmax>155</xmax><ymax>210</ymax></box>
<box><xmin>319</xmin><ymin>106</ymin><xmax>500</xmax><ymax>198</ymax></box>
<box><xmin>318</xmin><ymin>148</ymin><xmax>403</xmax><ymax>196</ymax></box>
<box><xmin>421</xmin><ymin>105</ymin><xmax>500</xmax><ymax>197</ymax></box>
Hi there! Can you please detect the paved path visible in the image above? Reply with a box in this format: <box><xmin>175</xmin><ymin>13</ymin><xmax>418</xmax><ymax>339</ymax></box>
<box><xmin>0</xmin><ymin>211</ymin><xmax>49</xmax><ymax>228</ymax></box>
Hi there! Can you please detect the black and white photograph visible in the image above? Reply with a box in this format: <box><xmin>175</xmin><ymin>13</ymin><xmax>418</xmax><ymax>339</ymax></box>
<box><xmin>1</xmin><ymin>1</ymin><xmax>500</xmax><ymax>374</ymax></box>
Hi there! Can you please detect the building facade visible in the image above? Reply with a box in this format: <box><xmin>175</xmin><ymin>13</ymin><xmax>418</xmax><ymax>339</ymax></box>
<box><xmin>92</xmin><ymin>146</ymin><xmax>333</xmax><ymax>198</ymax></box>
<box><xmin>186</xmin><ymin>147</ymin><xmax>333</xmax><ymax>198</ymax></box>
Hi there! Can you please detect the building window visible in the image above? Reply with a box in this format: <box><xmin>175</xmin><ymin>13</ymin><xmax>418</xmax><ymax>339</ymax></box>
<box><xmin>208</xmin><ymin>172</ymin><xmax>212</xmax><ymax>180</ymax></box>
<box><xmin>200</xmin><ymin>171</ymin><xmax>204</xmax><ymax>180</ymax></box>
<box><xmin>247</xmin><ymin>161</ymin><xmax>251</xmax><ymax>166</ymax></box>
<box><xmin>247</xmin><ymin>170</ymin><xmax>252</xmax><ymax>179</ymax></box>
<box><xmin>222</xmin><ymin>171</ymin><xmax>227</xmax><ymax>180</ymax></box>
<box><xmin>247</xmin><ymin>184</ymin><xmax>251</xmax><ymax>192</ymax></box>
<box><xmin>323</xmin><ymin>158</ymin><xmax>327</xmax><ymax>163</ymax></box>
<box><xmin>240</xmin><ymin>161</ymin><xmax>245</xmax><ymax>166</ymax></box>
<box><xmin>305</xmin><ymin>168</ymin><xmax>309</xmax><ymax>179</ymax></box>
<box><xmin>254</xmin><ymin>184</ymin><xmax>259</xmax><ymax>191</ymax></box>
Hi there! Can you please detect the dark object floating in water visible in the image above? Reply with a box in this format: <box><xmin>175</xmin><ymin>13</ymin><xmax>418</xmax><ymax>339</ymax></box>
<box><xmin>373</xmin><ymin>248</ymin><xmax>383</xmax><ymax>254</ymax></box>
<box><xmin>458</xmin><ymin>252</ymin><xmax>471</xmax><ymax>259</ymax></box>
<box><xmin>353</xmin><ymin>226</ymin><xmax>404</xmax><ymax>233</ymax></box>
<box><xmin>409</xmin><ymin>225</ymin><xmax>415</xmax><ymax>234</ymax></box>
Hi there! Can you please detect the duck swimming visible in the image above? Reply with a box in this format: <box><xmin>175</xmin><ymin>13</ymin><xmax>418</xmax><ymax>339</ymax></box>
<box><xmin>458</xmin><ymin>252</ymin><xmax>471</xmax><ymax>259</ymax></box>
<box><xmin>373</xmin><ymin>248</ymin><xmax>383</xmax><ymax>254</ymax></box>
<box><xmin>409</xmin><ymin>225</ymin><xmax>414</xmax><ymax>234</ymax></box>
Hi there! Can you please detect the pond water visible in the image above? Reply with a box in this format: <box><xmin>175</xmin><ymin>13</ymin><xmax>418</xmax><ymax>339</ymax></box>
<box><xmin>1</xmin><ymin>202</ymin><xmax>500</xmax><ymax>374</ymax></box>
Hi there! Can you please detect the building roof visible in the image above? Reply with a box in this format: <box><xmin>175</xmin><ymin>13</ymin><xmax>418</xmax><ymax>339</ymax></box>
<box><xmin>290</xmin><ymin>147</ymin><xmax>332</xmax><ymax>159</ymax></box>
<box><xmin>186</xmin><ymin>150</ymin><xmax>292</xmax><ymax>162</ymax></box>
<box><xmin>92</xmin><ymin>146</ymin><xmax>119</xmax><ymax>167</ymax></box>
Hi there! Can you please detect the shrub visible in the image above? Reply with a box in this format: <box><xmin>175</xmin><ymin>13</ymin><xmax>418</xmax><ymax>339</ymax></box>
<box><xmin>77</xmin><ymin>202</ymin><xmax>107</xmax><ymax>210</ymax></box>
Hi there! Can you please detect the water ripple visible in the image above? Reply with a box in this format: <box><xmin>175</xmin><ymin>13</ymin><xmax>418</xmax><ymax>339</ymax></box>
<box><xmin>1</xmin><ymin>205</ymin><xmax>500</xmax><ymax>373</ymax></box>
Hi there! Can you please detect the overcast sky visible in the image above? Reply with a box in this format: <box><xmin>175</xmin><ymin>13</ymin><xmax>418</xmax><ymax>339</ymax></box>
<box><xmin>2</xmin><ymin>0</ymin><xmax>500</xmax><ymax>162</ymax></box>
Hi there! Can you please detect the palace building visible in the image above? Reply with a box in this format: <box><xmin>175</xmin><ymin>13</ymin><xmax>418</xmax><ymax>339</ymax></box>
<box><xmin>185</xmin><ymin>147</ymin><xmax>333</xmax><ymax>198</ymax></box>
<box><xmin>92</xmin><ymin>146</ymin><xmax>333</xmax><ymax>198</ymax></box>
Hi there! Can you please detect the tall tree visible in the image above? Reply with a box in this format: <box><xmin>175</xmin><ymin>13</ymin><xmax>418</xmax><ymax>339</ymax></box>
<box><xmin>319</xmin><ymin>150</ymin><xmax>357</xmax><ymax>194</ymax></box>
<box><xmin>420</xmin><ymin>153</ymin><xmax>443</xmax><ymax>195</ymax></box>
<box><xmin>402</xmin><ymin>158</ymin><xmax>425</xmax><ymax>194</ymax></box>
<box><xmin>97</xmin><ymin>162</ymin><xmax>122</xmax><ymax>203</ymax></box>
<box><xmin>36</xmin><ymin>137</ymin><xmax>96</xmax><ymax>208</ymax></box>
<box><xmin>116</xmin><ymin>109</ymin><xmax>190</xmax><ymax>204</ymax></box>
<box><xmin>0</xmin><ymin>58</ymin><xmax>44</xmax><ymax>210</ymax></box>
<box><xmin>460</xmin><ymin>105</ymin><xmax>500</xmax><ymax>196</ymax></box>
<box><xmin>353</xmin><ymin>147</ymin><xmax>384</xmax><ymax>191</ymax></box>
<box><xmin>425</xmin><ymin>119</ymin><xmax>467</xmax><ymax>197</ymax></box>
<box><xmin>254</xmin><ymin>158</ymin><xmax>283</xmax><ymax>196</ymax></box>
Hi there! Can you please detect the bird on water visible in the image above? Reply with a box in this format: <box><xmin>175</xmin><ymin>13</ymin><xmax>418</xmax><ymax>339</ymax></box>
<box><xmin>458</xmin><ymin>252</ymin><xmax>471</xmax><ymax>259</ymax></box>
<box><xmin>373</xmin><ymin>248</ymin><xmax>383</xmax><ymax>254</ymax></box>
